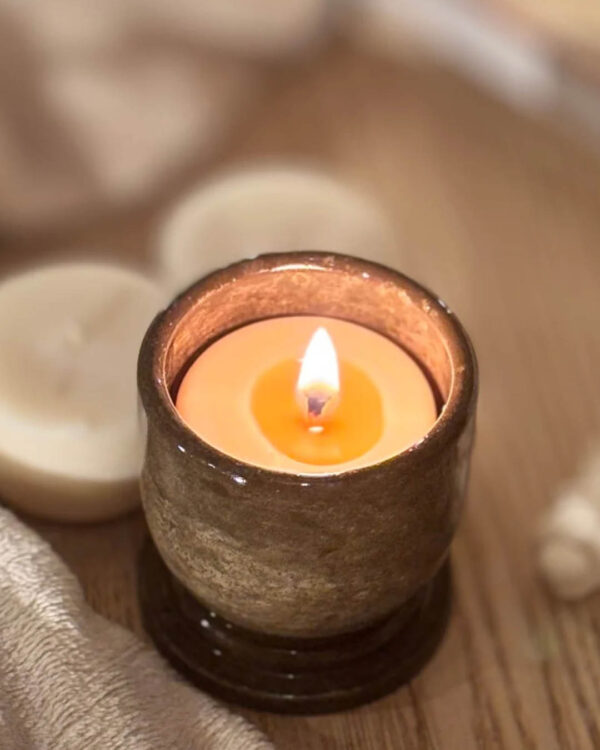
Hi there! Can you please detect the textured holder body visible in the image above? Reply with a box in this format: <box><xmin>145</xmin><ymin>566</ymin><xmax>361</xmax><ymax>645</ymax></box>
<box><xmin>137</xmin><ymin>252</ymin><xmax>477</xmax><ymax>711</ymax></box>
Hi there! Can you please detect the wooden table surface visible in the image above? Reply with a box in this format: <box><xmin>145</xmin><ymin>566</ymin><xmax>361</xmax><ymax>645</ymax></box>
<box><xmin>4</xmin><ymin>44</ymin><xmax>600</xmax><ymax>750</ymax></box>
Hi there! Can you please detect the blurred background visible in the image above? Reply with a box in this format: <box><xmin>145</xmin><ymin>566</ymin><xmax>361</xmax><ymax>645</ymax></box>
<box><xmin>2</xmin><ymin>2</ymin><xmax>600</xmax><ymax>747</ymax></box>
<box><xmin>2</xmin><ymin>0</ymin><xmax>600</xmax><ymax>254</ymax></box>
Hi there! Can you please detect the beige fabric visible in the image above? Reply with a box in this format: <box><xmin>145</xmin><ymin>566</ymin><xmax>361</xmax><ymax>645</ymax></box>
<box><xmin>0</xmin><ymin>506</ymin><xmax>274</xmax><ymax>750</ymax></box>
<box><xmin>0</xmin><ymin>1</ymin><xmax>257</xmax><ymax>231</ymax></box>
<box><xmin>0</xmin><ymin>0</ymin><xmax>333</xmax><ymax>232</ymax></box>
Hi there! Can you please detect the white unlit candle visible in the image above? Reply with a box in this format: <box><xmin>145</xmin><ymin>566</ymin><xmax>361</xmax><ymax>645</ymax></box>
<box><xmin>158</xmin><ymin>165</ymin><xmax>399</xmax><ymax>293</ymax></box>
<box><xmin>0</xmin><ymin>263</ymin><xmax>164</xmax><ymax>522</ymax></box>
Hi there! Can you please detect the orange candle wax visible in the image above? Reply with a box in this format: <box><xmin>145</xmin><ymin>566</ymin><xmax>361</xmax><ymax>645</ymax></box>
<box><xmin>175</xmin><ymin>316</ymin><xmax>437</xmax><ymax>474</ymax></box>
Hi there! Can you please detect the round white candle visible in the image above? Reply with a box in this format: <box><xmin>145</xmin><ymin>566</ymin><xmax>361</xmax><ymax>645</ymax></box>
<box><xmin>158</xmin><ymin>165</ymin><xmax>399</xmax><ymax>293</ymax></box>
<box><xmin>0</xmin><ymin>263</ymin><xmax>164</xmax><ymax>522</ymax></box>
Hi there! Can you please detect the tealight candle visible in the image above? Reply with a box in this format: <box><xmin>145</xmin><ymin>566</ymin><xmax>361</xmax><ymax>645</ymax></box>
<box><xmin>0</xmin><ymin>262</ymin><xmax>163</xmax><ymax>522</ymax></box>
<box><xmin>158</xmin><ymin>166</ymin><xmax>398</xmax><ymax>294</ymax></box>
<box><xmin>176</xmin><ymin>316</ymin><xmax>437</xmax><ymax>473</ymax></box>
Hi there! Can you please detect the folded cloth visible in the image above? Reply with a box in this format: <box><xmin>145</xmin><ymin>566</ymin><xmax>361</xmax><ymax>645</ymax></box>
<box><xmin>0</xmin><ymin>506</ymin><xmax>274</xmax><ymax>750</ymax></box>
<box><xmin>0</xmin><ymin>1</ymin><xmax>258</xmax><ymax>231</ymax></box>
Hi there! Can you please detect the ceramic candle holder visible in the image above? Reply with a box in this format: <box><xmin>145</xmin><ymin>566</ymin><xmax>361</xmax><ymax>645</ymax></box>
<box><xmin>137</xmin><ymin>251</ymin><xmax>478</xmax><ymax>714</ymax></box>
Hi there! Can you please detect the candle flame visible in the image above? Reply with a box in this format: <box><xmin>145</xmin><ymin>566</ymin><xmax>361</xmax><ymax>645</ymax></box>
<box><xmin>296</xmin><ymin>327</ymin><xmax>340</xmax><ymax>424</ymax></box>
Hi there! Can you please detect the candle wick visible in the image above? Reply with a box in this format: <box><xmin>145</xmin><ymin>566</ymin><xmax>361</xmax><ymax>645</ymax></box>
<box><xmin>300</xmin><ymin>386</ymin><xmax>339</xmax><ymax>425</ymax></box>
<box><xmin>307</xmin><ymin>393</ymin><xmax>328</xmax><ymax>418</ymax></box>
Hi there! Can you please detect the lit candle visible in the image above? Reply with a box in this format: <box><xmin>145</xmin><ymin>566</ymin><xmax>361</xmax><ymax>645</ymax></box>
<box><xmin>138</xmin><ymin>252</ymin><xmax>478</xmax><ymax>709</ymax></box>
<box><xmin>175</xmin><ymin>316</ymin><xmax>437</xmax><ymax>473</ymax></box>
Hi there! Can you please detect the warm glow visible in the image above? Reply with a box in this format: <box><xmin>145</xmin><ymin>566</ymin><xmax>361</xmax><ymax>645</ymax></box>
<box><xmin>296</xmin><ymin>327</ymin><xmax>340</xmax><ymax>423</ymax></box>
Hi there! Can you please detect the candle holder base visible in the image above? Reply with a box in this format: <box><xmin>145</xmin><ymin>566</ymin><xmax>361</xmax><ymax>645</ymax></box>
<box><xmin>138</xmin><ymin>538</ymin><xmax>451</xmax><ymax>715</ymax></box>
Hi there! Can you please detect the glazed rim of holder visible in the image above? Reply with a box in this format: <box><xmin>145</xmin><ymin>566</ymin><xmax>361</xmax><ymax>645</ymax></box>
<box><xmin>139</xmin><ymin>250</ymin><xmax>477</xmax><ymax>480</ymax></box>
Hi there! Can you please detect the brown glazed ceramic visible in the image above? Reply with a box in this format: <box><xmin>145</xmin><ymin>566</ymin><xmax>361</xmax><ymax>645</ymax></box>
<box><xmin>137</xmin><ymin>251</ymin><xmax>478</xmax><ymax>713</ymax></box>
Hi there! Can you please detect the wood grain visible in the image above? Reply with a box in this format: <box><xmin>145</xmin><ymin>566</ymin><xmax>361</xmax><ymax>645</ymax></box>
<box><xmin>4</xmin><ymin>43</ymin><xmax>600</xmax><ymax>749</ymax></box>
